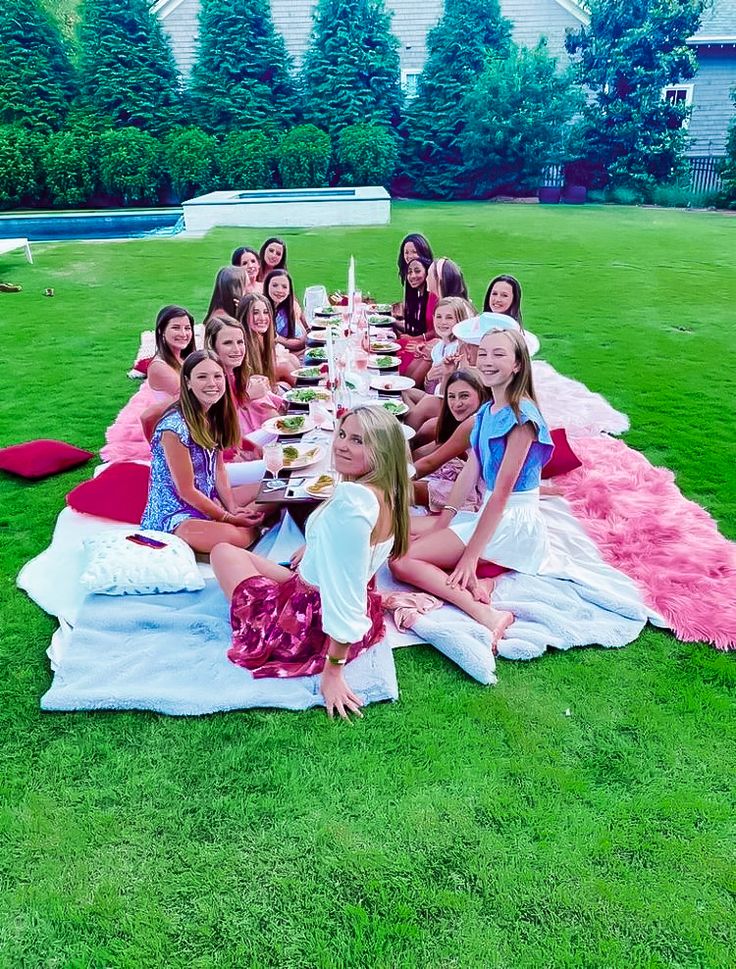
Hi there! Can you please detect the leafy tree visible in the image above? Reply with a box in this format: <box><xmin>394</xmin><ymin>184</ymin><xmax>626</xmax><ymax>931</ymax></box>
<box><xmin>718</xmin><ymin>92</ymin><xmax>736</xmax><ymax>209</ymax></box>
<box><xmin>42</xmin><ymin>129</ymin><xmax>98</xmax><ymax>206</ymax></box>
<box><xmin>77</xmin><ymin>0</ymin><xmax>182</xmax><ymax>135</ymax></box>
<box><xmin>220</xmin><ymin>131</ymin><xmax>275</xmax><ymax>190</ymax></box>
<box><xmin>566</xmin><ymin>0</ymin><xmax>704</xmax><ymax>196</ymax></box>
<box><xmin>401</xmin><ymin>0</ymin><xmax>512</xmax><ymax>197</ymax></box>
<box><xmin>302</xmin><ymin>0</ymin><xmax>401</xmax><ymax>135</ymax></box>
<box><xmin>336</xmin><ymin>123</ymin><xmax>397</xmax><ymax>186</ymax></box>
<box><xmin>162</xmin><ymin>126</ymin><xmax>220</xmax><ymax>200</ymax></box>
<box><xmin>189</xmin><ymin>0</ymin><xmax>297</xmax><ymax>135</ymax></box>
<box><xmin>98</xmin><ymin>128</ymin><xmax>161</xmax><ymax>203</ymax></box>
<box><xmin>458</xmin><ymin>43</ymin><xmax>581</xmax><ymax>198</ymax></box>
<box><xmin>0</xmin><ymin>126</ymin><xmax>44</xmax><ymax>207</ymax></box>
<box><xmin>0</xmin><ymin>0</ymin><xmax>77</xmax><ymax>131</ymax></box>
<box><xmin>276</xmin><ymin>125</ymin><xmax>332</xmax><ymax>188</ymax></box>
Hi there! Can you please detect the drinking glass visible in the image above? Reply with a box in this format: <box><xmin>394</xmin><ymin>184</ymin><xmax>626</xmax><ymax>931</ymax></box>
<box><xmin>263</xmin><ymin>443</ymin><xmax>283</xmax><ymax>479</ymax></box>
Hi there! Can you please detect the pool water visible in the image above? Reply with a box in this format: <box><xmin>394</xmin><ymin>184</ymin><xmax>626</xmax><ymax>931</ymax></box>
<box><xmin>0</xmin><ymin>209</ymin><xmax>183</xmax><ymax>242</ymax></box>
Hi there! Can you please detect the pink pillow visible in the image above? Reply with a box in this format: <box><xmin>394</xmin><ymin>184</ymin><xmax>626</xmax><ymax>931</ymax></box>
<box><xmin>542</xmin><ymin>428</ymin><xmax>582</xmax><ymax>479</ymax></box>
<box><xmin>66</xmin><ymin>461</ymin><xmax>150</xmax><ymax>524</ymax></box>
<box><xmin>0</xmin><ymin>439</ymin><xmax>94</xmax><ymax>479</ymax></box>
<box><xmin>477</xmin><ymin>561</ymin><xmax>509</xmax><ymax>579</ymax></box>
<box><xmin>134</xmin><ymin>356</ymin><xmax>153</xmax><ymax>375</ymax></box>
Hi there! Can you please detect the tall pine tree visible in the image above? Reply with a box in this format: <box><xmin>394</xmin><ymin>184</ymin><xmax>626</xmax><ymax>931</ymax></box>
<box><xmin>0</xmin><ymin>0</ymin><xmax>76</xmax><ymax>131</ymax></box>
<box><xmin>401</xmin><ymin>0</ymin><xmax>511</xmax><ymax>197</ymax></box>
<box><xmin>77</xmin><ymin>0</ymin><xmax>183</xmax><ymax>135</ymax></box>
<box><xmin>189</xmin><ymin>0</ymin><xmax>297</xmax><ymax>135</ymax></box>
<box><xmin>566</xmin><ymin>0</ymin><xmax>704</xmax><ymax>194</ymax></box>
<box><xmin>302</xmin><ymin>0</ymin><xmax>401</xmax><ymax>135</ymax></box>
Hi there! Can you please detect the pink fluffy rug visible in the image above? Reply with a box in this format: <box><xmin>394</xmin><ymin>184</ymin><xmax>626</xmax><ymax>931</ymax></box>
<box><xmin>558</xmin><ymin>435</ymin><xmax>736</xmax><ymax>650</ymax></box>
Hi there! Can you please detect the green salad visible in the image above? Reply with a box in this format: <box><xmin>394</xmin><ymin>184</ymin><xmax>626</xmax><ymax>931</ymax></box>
<box><xmin>375</xmin><ymin>356</ymin><xmax>396</xmax><ymax>368</ymax></box>
<box><xmin>288</xmin><ymin>388</ymin><xmax>330</xmax><ymax>403</ymax></box>
<box><xmin>381</xmin><ymin>401</ymin><xmax>406</xmax><ymax>416</ymax></box>
<box><xmin>297</xmin><ymin>366</ymin><xmax>322</xmax><ymax>379</ymax></box>
<box><xmin>305</xmin><ymin>347</ymin><xmax>327</xmax><ymax>360</ymax></box>
<box><xmin>275</xmin><ymin>415</ymin><xmax>306</xmax><ymax>432</ymax></box>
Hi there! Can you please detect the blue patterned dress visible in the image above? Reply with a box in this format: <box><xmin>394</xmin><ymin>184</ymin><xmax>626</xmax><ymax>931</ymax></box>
<box><xmin>140</xmin><ymin>409</ymin><xmax>220</xmax><ymax>533</ymax></box>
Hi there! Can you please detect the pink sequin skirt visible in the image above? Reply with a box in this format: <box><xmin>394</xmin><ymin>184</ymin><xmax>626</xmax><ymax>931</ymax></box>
<box><xmin>227</xmin><ymin>572</ymin><xmax>385</xmax><ymax>679</ymax></box>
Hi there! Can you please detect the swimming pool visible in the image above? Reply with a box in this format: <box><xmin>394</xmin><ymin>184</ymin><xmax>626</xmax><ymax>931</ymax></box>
<box><xmin>0</xmin><ymin>209</ymin><xmax>183</xmax><ymax>242</ymax></box>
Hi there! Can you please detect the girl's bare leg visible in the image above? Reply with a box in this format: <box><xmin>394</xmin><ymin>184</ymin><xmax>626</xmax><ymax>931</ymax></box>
<box><xmin>211</xmin><ymin>544</ymin><xmax>292</xmax><ymax>600</ymax></box>
<box><xmin>407</xmin><ymin>393</ymin><xmax>441</xmax><ymax>431</ymax></box>
<box><xmin>174</xmin><ymin>520</ymin><xmax>256</xmax><ymax>554</ymax></box>
<box><xmin>413</xmin><ymin>417</ymin><xmax>439</xmax><ymax>448</ymax></box>
<box><xmin>391</xmin><ymin>529</ymin><xmax>513</xmax><ymax>643</ymax></box>
<box><xmin>405</xmin><ymin>357</ymin><xmax>431</xmax><ymax>386</ymax></box>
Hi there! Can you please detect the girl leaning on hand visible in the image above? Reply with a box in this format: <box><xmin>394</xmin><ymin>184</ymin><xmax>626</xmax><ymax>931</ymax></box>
<box><xmin>211</xmin><ymin>406</ymin><xmax>411</xmax><ymax>720</ymax></box>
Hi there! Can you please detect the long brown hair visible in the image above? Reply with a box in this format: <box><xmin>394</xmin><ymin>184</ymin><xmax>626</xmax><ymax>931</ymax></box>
<box><xmin>333</xmin><ymin>406</ymin><xmax>411</xmax><ymax>559</ymax></box>
<box><xmin>430</xmin><ymin>258</ymin><xmax>468</xmax><ymax>300</ymax></box>
<box><xmin>205</xmin><ymin>266</ymin><xmax>250</xmax><ymax>321</ymax></box>
<box><xmin>154</xmin><ymin>305</ymin><xmax>195</xmax><ymax>371</ymax></box>
<box><xmin>263</xmin><ymin>268</ymin><xmax>298</xmax><ymax>339</ymax></box>
<box><xmin>483</xmin><ymin>274</ymin><xmax>524</xmax><ymax>328</ymax></box>
<box><xmin>203</xmin><ymin>315</ymin><xmax>251</xmax><ymax>406</ymax></box>
<box><xmin>479</xmin><ymin>329</ymin><xmax>538</xmax><ymax>421</ymax></box>
<box><xmin>177</xmin><ymin>349</ymin><xmax>240</xmax><ymax>450</ymax></box>
<box><xmin>435</xmin><ymin>369</ymin><xmax>487</xmax><ymax>445</ymax></box>
<box><xmin>236</xmin><ymin>293</ymin><xmax>277</xmax><ymax>387</ymax></box>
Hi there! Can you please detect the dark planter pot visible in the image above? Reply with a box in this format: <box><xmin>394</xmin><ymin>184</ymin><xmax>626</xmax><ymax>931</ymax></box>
<box><xmin>538</xmin><ymin>186</ymin><xmax>561</xmax><ymax>204</ymax></box>
<box><xmin>562</xmin><ymin>184</ymin><xmax>587</xmax><ymax>205</ymax></box>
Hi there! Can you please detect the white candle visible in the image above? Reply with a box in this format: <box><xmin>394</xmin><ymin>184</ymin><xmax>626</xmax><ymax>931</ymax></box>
<box><xmin>326</xmin><ymin>324</ymin><xmax>335</xmax><ymax>386</ymax></box>
<box><xmin>348</xmin><ymin>255</ymin><xmax>355</xmax><ymax>316</ymax></box>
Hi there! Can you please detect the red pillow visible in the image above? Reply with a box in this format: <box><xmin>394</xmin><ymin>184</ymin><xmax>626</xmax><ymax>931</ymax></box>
<box><xmin>542</xmin><ymin>428</ymin><xmax>582</xmax><ymax>479</ymax></box>
<box><xmin>134</xmin><ymin>356</ymin><xmax>153</xmax><ymax>376</ymax></box>
<box><xmin>476</xmin><ymin>561</ymin><xmax>509</xmax><ymax>579</ymax></box>
<box><xmin>0</xmin><ymin>439</ymin><xmax>94</xmax><ymax>479</ymax></box>
<box><xmin>66</xmin><ymin>461</ymin><xmax>151</xmax><ymax>524</ymax></box>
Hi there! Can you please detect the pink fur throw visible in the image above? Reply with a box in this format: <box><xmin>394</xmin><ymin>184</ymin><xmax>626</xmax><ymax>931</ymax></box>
<box><xmin>557</xmin><ymin>435</ymin><xmax>736</xmax><ymax>650</ymax></box>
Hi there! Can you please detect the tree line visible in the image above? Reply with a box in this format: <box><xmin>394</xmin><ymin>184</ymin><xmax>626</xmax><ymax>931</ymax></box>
<box><xmin>1</xmin><ymin>0</ymin><xmax>734</xmax><ymax>209</ymax></box>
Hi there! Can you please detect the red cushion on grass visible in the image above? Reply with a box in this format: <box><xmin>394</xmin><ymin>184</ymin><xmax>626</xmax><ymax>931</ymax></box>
<box><xmin>134</xmin><ymin>356</ymin><xmax>153</xmax><ymax>375</ymax></box>
<box><xmin>0</xmin><ymin>439</ymin><xmax>94</xmax><ymax>479</ymax></box>
<box><xmin>542</xmin><ymin>428</ymin><xmax>582</xmax><ymax>479</ymax></box>
<box><xmin>66</xmin><ymin>461</ymin><xmax>151</xmax><ymax>524</ymax></box>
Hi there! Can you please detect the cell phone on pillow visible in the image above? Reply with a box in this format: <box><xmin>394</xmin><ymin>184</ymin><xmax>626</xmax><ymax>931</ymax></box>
<box><xmin>126</xmin><ymin>533</ymin><xmax>167</xmax><ymax>550</ymax></box>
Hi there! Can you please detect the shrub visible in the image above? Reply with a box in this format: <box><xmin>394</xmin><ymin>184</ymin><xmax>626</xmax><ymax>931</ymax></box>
<box><xmin>98</xmin><ymin>128</ymin><xmax>161</xmax><ymax>203</ymax></box>
<box><xmin>219</xmin><ymin>131</ymin><xmax>275</xmax><ymax>189</ymax></box>
<box><xmin>162</xmin><ymin>126</ymin><xmax>219</xmax><ymax>200</ymax></box>
<box><xmin>276</xmin><ymin>125</ymin><xmax>331</xmax><ymax>188</ymax></box>
<box><xmin>41</xmin><ymin>130</ymin><xmax>98</xmax><ymax>206</ymax></box>
<box><xmin>0</xmin><ymin>126</ymin><xmax>44</xmax><ymax>207</ymax></box>
<box><xmin>335</xmin><ymin>124</ymin><xmax>397</xmax><ymax>186</ymax></box>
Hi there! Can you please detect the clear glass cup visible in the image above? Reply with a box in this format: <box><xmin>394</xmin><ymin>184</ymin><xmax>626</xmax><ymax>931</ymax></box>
<box><xmin>263</xmin><ymin>442</ymin><xmax>283</xmax><ymax>479</ymax></box>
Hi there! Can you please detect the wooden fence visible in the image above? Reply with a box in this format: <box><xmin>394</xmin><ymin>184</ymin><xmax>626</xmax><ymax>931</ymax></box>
<box><xmin>541</xmin><ymin>156</ymin><xmax>725</xmax><ymax>196</ymax></box>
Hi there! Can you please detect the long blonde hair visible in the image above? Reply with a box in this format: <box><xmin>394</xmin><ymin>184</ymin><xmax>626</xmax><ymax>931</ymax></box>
<box><xmin>177</xmin><ymin>350</ymin><xmax>241</xmax><ymax>450</ymax></box>
<box><xmin>236</xmin><ymin>293</ymin><xmax>277</xmax><ymax>387</ymax></box>
<box><xmin>333</xmin><ymin>406</ymin><xmax>411</xmax><ymax>559</ymax></box>
<box><xmin>479</xmin><ymin>328</ymin><xmax>539</xmax><ymax>421</ymax></box>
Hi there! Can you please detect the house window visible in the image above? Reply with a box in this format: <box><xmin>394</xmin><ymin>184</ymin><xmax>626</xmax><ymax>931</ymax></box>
<box><xmin>662</xmin><ymin>84</ymin><xmax>694</xmax><ymax>128</ymax></box>
<box><xmin>401</xmin><ymin>69</ymin><xmax>421</xmax><ymax>100</ymax></box>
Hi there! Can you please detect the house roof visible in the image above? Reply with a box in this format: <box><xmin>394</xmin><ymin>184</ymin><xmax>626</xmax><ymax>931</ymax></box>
<box><xmin>688</xmin><ymin>0</ymin><xmax>736</xmax><ymax>44</ymax></box>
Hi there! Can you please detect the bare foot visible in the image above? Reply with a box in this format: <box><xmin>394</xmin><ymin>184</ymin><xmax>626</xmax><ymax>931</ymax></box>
<box><xmin>479</xmin><ymin>609</ymin><xmax>514</xmax><ymax>655</ymax></box>
<box><xmin>471</xmin><ymin>576</ymin><xmax>495</xmax><ymax>604</ymax></box>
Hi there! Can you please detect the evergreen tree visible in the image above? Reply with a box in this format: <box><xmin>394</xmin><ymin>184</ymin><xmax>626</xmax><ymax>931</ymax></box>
<box><xmin>189</xmin><ymin>0</ymin><xmax>297</xmax><ymax>135</ymax></box>
<box><xmin>718</xmin><ymin>93</ymin><xmax>736</xmax><ymax>209</ymax></box>
<box><xmin>401</xmin><ymin>0</ymin><xmax>512</xmax><ymax>197</ymax></box>
<box><xmin>77</xmin><ymin>0</ymin><xmax>183</xmax><ymax>135</ymax></box>
<box><xmin>0</xmin><ymin>0</ymin><xmax>76</xmax><ymax>131</ymax></box>
<box><xmin>458</xmin><ymin>43</ymin><xmax>580</xmax><ymax>197</ymax></box>
<box><xmin>566</xmin><ymin>0</ymin><xmax>704</xmax><ymax>195</ymax></box>
<box><xmin>302</xmin><ymin>0</ymin><xmax>401</xmax><ymax>135</ymax></box>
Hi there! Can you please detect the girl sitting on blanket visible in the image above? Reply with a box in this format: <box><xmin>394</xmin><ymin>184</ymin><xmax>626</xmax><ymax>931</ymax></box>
<box><xmin>204</xmin><ymin>315</ymin><xmax>284</xmax><ymax>440</ymax></box>
<box><xmin>392</xmin><ymin>328</ymin><xmax>555</xmax><ymax>645</ymax></box>
<box><xmin>205</xmin><ymin>266</ymin><xmax>253</xmax><ymax>322</ymax></box>
<box><xmin>403</xmin><ymin>297</ymin><xmax>473</xmax><ymax>434</ymax></box>
<box><xmin>483</xmin><ymin>274</ymin><xmax>523</xmax><ymax>325</ymax></box>
<box><xmin>147</xmin><ymin>305</ymin><xmax>196</xmax><ymax>397</ymax></box>
<box><xmin>258</xmin><ymin>237</ymin><xmax>288</xmax><ymax>280</ymax></box>
<box><xmin>236</xmin><ymin>293</ymin><xmax>299</xmax><ymax>389</ymax></box>
<box><xmin>212</xmin><ymin>406</ymin><xmax>411</xmax><ymax>720</ymax></box>
<box><xmin>411</xmin><ymin>369</ymin><xmax>487</xmax><ymax>515</ymax></box>
<box><xmin>264</xmin><ymin>269</ymin><xmax>306</xmax><ymax>353</ymax></box>
<box><xmin>231</xmin><ymin>247</ymin><xmax>263</xmax><ymax>294</ymax></box>
<box><xmin>141</xmin><ymin>350</ymin><xmax>264</xmax><ymax>553</ymax></box>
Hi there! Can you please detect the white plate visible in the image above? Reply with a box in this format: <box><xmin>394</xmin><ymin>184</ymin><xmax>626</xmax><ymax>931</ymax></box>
<box><xmin>304</xmin><ymin>347</ymin><xmax>327</xmax><ymax>361</ymax></box>
<box><xmin>280</xmin><ymin>443</ymin><xmax>324</xmax><ymax>470</ymax></box>
<box><xmin>402</xmin><ymin>424</ymin><xmax>416</xmax><ymax>441</ymax></box>
<box><xmin>369</xmin><ymin>341</ymin><xmax>400</xmax><ymax>354</ymax></box>
<box><xmin>370</xmin><ymin>374</ymin><xmax>415</xmax><ymax>392</ymax></box>
<box><xmin>306</xmin><ymin>475</ymin><xmax>335</xmax><ymax>499</ymax></box>
<box><xmin>262</xmin><ymin>415</ymin><xmax>316</xmax><ymax>436</ymax></box>
<box><xmin>368</xmin><ymin>355</ymin><xmax>400</xmax><ymax>370</ymax></box>
<box><xmin>306</xmin><ymin>329</ymin><xmax>328</xmax><ymax>343</ymax></box>
<box><xmin>291</xmin><ymin>366</ymin><xmax>325</xmax><ymax>382</ymax></box>
<box><xmin>370</xmin><ymin>326</ymin><xmax>396</xmax><ymax>339</ymax></box>
<box><xmin>408</xmin><ymin>463</ymin><xmax>416</xmax><ymax>479</ymax></box>
<box><xmin>283</xmin><ymin>387</ymin><xmax>332</xmax><ymax>406</ymax></box>
<box><xmin>315</xmin><ymin>307</ymin><xmax>342</xmax><ymax>318</ymax></box>
<box><xmin>365</xmin><ymin>399</ymin><xmax>409</xmax><ymax>417</ymax></box>
<box><xmin>367</xmin><ymin>315</ymin><xmax>394</xmax><ymax>326</ymax></box>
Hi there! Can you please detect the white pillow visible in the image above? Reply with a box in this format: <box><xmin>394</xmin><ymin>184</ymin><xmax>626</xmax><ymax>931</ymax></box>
<box><xmin>80</xmin><ymin>530</ymin><xmax>205</xmax><ymax>596</ymax></box>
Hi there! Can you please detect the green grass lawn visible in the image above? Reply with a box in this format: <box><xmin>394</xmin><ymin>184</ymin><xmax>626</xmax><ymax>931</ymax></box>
<box><xmin>1</xmin><ymin>203</ymin><xmax>735</xmax><ymax>968</ymax></box>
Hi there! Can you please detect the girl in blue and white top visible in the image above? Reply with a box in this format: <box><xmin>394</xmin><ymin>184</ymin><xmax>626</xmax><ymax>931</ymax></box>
<box><xmin>392</xmin><ymin>327</ymin><xmax>553</xmax><ymax>645</ymax></box>
<box><xmin>263</xmin><ymin>268</ymin><xmax>306</xmax><ymax>353</ymax></box>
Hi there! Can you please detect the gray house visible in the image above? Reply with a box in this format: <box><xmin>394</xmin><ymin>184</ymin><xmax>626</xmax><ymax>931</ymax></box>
<box><xmin>153</xmin><ymin>0</ymin><xmax>589</xmax><ymax>91</ymax></box>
